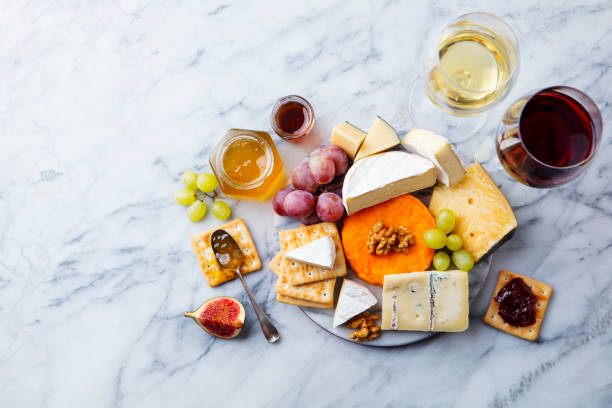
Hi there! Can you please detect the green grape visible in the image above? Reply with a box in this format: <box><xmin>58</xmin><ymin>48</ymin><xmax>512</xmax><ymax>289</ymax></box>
<box><xmin>182</xmin><ymin>171</ymin><xmax>198</xmax><ymax>191</ymax></box>
<box><xmin>423</xmin><ymin>228</ymin><xmax>447</xmax><ymax>249</ymax></box>
<box><xmin>433</xmin><ymin>252</ymin><xmax>450</xmax><ymax>271</ymax></box>
<box><xmin>212</xmin><ymin>200</ymin><xmax>231</xmax><ymax>220</ymax></box>
<box><xmin>446</xmin><ymin>234</ymin><xmax>463</xmax><ymax>251</ymax></box>
<box><xmin>187</xmin><ymin>200</ymin><xmax>207</xmax><ymax>221</ymax></box>
<box><xmin>197</xmin><ymin>173</ymin><xmax>218</xmax><ymax>193</ymax></box>
<box><xmin>174</xmin><ymin>188</ymin><xmax>196</xmax><ymax>206</ymax></box>
<box><xmin>452</xmin><ymin>249</ymin><xmax>474</xmax><ymax>272</ymax></box>
<box><xmin>436</xmin><ymin>209</ymin><xmax>455</xmax><ymax>234</ymax></box>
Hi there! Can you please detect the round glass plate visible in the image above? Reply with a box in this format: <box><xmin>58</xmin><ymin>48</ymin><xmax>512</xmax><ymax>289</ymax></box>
<box><xmin>272</xmin><ymin>142</ymin><xmax>495</xmax><ymax>347</ymax></box>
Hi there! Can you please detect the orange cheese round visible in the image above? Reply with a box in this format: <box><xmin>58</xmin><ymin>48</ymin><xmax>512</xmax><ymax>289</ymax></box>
<box><xmin>341</xmin><ymin>194</ymin><xmax>435</xmax><ymax>286</ymax></box>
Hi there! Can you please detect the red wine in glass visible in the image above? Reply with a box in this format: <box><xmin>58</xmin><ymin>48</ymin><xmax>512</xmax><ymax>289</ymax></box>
<box><xmin>496</xmin><ymin>86</ymin><xmax>602</xmax><ymax>188</ymax></box>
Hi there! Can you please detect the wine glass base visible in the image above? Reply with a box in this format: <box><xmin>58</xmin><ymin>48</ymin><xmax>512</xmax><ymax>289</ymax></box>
<box><xmin>405</xmin><ymin>80</ymin><xmax>487</xmax><ymax>143</ymax></box>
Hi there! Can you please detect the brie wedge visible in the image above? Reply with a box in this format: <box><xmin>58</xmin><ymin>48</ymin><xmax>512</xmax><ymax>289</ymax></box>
<box><xmin>285</xmin><ymin>236</ymin><xmax>336</xmax><ymax>269</ymax></box>
<box><xmin>401</xmin><ymin>128</ymin><xmax>466</xmax><ymax>187</ymax></box>
<box><xmin>333</xmin><ymin>279</ymin><xmax>378</xmax><ymax>327</ymax></box>
<box><xmin>342</xmin><ymin>151</ymin><xmax>436</xmax><ymax>215</ymax></box>
<box><xmin>354</xmin><ymin>116</ymin><xmax>400</xmax><ymax>161</ymax></box>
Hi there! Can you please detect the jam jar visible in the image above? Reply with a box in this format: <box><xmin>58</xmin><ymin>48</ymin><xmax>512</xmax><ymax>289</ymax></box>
<box><xmin>209</xmin><ymin>129</ymin><xmax>284</xmax><ymax>201</ymax></box>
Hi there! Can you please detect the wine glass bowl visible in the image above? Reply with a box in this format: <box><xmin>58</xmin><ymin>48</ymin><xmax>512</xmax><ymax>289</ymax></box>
<box><xmin>423</xmin><ymin>12</ymin><xmax>520</xmax><ymax>116</ymax></box>
<box><xmin>496</xmin><ymin>86</ymin><xmax>603</xmax><ymax>188</ymax></box>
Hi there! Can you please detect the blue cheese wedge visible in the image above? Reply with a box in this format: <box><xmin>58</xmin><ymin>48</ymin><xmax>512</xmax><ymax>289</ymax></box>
<box><xmin>381</xmin><ymin>271</ymin><xmax>468</xmax><ymax>332</ymax></box>
<box><xmin>401</xmin><ymin>128</ymin><xmax>466</xmax><ymax>187</ymax></box>
<box><xmin>284</xmin><ymin>236</ymin><xmax>336</xmax><ymax>269</ymax></box>
<box><xmin>342</xmin><ymin>151</ymin><xmax>436</xmax><ymax>215</ymax></box>
<box><xmin>333</xmin><ymin>279</ymin><xmax>378</xmax><ymax>327</ymax></box>
<box><xmin>381</xmin><ymin>272</ymin><xmax>430</xmax><ymax>331</ymax></box>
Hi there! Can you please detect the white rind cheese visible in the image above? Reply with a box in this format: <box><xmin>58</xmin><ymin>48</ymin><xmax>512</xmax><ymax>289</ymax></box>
<box><xmin>342</xmin><ymin>151</ymin><xmax>436</xmax><ymax>215</ymax></box>
<box><xmin>381</xmin><ymin>271</ymin><xmax>469</xmax><ymax>332</ymax></box>
<box><xmin>285</xmin><ymin>236</ymin><xmax>336</xmax><ymax>269</ymax></box>
<box><xmin>401</xmin><ymin>128</ymin><xmax>466</xmax><ymax>187</ymax></box>
<box><xmin>333</xmin><ymin>279</ymin><xmax>378</xmax><ymax>327</ymax></box>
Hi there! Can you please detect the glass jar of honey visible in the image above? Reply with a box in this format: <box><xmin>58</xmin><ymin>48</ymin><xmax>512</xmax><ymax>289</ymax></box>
<box><xmin>209</xmin><ymin>129</ymin><xmax>284</xmax><ymax>201</ymax></box>
<box><xmin>270</xmin><ymin>95</ymin><xmax>315</xmax><ymax>142</ymax></box>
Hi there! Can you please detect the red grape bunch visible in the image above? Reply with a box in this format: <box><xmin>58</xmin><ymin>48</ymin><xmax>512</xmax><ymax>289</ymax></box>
<box><xmin>273</xmin><ymin>145</ymin><xmax>348</xmax><ymax>224</ymax></box>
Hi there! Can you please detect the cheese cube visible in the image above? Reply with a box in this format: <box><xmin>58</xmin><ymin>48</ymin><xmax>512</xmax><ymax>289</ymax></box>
<box><xmin>342</xmin><ymin>151</ymin><xmax>436</xmax><ymax>215</ymax></box>
<box><xmin>381</xmin><ymin>272</ymin><xmax>430</xmax><ymax>331</ymax></box>
<box><xmin>431</xmin><ymin>271</ymin><xmax>469</xmax><ymax>332</ymax></box>
<box><xmin>401</xmin><ymin>128</ymin><xmax>466</xmax><ymax>187</ymax></box>
<box><xmin>331</xmin><ymin>122</ymin><xmax>367</xmax><ymax>159</ymax></box>
<box><xmin>354</xmin><ymin>116</ymin><xmax>400</xmax><ymax>161</ymax></box>
<box><xmin>429</xmin><ymin>163</ymin><xmax>517</xmax><ymax>261</ymax></box>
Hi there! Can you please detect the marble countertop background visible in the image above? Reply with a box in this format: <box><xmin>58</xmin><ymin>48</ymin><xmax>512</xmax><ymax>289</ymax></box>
<box><xmin>1</xmin><ymin>1</ymin><xmax>611</xmax><ymax>407</ymax></box>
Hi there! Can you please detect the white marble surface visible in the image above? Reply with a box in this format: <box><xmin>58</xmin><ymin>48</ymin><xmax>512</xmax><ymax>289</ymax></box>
<box><xmin>1</xmin><ymin>1</ymin><xmax>611</xmax><ymax>407</ymax></box>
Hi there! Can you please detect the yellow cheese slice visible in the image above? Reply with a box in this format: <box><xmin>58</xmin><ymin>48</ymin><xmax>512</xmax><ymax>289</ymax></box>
<box><xmin>429</xmin><ymin>163</ymin><xmax>517</xmax><ymax>261</ymax></box>
<box><xmin>331</xmin><ymin>122</ymin><xmax>367</xmax><ymax>159</ymax></box>
<box><xmin>354</xmin><ymin>116</ymin><xmax>400</xmax><ymax>161</ymax></box>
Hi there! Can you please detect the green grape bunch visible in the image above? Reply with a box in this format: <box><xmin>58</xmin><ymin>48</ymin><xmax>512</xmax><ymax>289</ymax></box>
<box><xmin>423</xmin><ymin>208</ymin><xmax>474</xmax><ymax>272</ymax></box>
<box><xmin>173</xmin><ymin>171</ymin><xmax>231</xmax><ymax>221</ymax></box>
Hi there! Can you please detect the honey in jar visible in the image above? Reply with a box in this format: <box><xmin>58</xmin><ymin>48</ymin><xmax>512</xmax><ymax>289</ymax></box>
<box><xmin>209</xmin><ymin>129</ymin><xmax>284</xmax><ymax>201</ymax></box>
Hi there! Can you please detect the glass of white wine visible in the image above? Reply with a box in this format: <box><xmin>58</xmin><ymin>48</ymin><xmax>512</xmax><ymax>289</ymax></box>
<box><xmin>407</xmin><ymin>13</ymin><xmax>519</xmax><ymax>139</ymax></box>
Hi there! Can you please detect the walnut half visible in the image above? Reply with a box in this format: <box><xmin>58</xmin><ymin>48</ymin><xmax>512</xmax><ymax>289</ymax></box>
<box><xmin>366</xmin><ymin>220</ymin><xmax>415</xmax><ymax>255</ymax></box>
<box><xmin>348</xmin><ymin>311</ymin><xmax>382</xmax><ymax>342</ymax></box>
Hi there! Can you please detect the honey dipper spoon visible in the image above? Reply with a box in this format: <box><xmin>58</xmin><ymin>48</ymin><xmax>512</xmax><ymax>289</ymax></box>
<box><xmin>210</xmin><ymin>229</ymin><xmax>280</xmax><ymax>343</ymax></box>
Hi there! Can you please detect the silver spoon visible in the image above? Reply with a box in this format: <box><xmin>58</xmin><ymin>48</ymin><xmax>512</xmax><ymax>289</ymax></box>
<box><xmin>210</xmin><ymin>229</ymin><xmax>280</xmax><ymax>343</ymax></box>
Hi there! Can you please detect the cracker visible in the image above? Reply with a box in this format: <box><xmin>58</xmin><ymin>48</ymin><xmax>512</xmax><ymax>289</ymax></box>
<box><xmin>276</xmin><ymin>293</ymin><xmax>333</xmax><ymax>309</ymax></box>
<box><xmin>276</xmin><ymin>273</ymin><xmax>336</xmax><ymax>304</ymax></box>
<box><xmin>191</xmin><ymin>218</ymin><xmax>261</xmax><ymax>287</ymax></box>
<box><xmin>269</xmin><ymin>251</ymin><xmax>283</xmax><ymax>276</ymax></box>
<box><xmin>279</xmin><ymin>223</ymin><xmax>347</xmax><ymax>285</ymax></box>
<box><xmin>483</xmin><ymin>270</ymin><xmax>553</xmax><ymax>341</ymax></box>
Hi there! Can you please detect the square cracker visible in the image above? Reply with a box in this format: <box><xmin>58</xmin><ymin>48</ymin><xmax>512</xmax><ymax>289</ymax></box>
<box><xmin>191</xmin><ymin>218</ymin><xmax>261</xmax><ymax>287</ymax></box>
<box><xmin>279</xmin><ymin>223</ymin><xmax>346</xmax><ymax>285</ymax></box>
<box><xmin>483</xmin><ymin>270</ymin><xmax>553</xmax><ymax>341</ymax></box>
<box><xmin>275</xmin><ymin>274</ymin><xmax>336</xmax><ymax>304</ymax></box>
<box><xmin>268</xmin><ymin>251</ymin><xmax>284</xmax><ymax>276</ymax></box>
<box><xmin>276</xmin><ymin>293</ymin><xmax>333</xmax><ymax>309</ymax></box>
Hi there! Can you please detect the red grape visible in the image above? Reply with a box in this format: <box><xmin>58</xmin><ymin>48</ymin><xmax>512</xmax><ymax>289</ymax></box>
<box><xmin>272</xmin><ymin>187</ymin><xmax>293</xmax><ymax>216</ymax></box>
<box><xmin>316</xmin><ymin>192</ymin><xmax>344</xmax><ymax>222</ymax></box>
<box><xmin>320</xmin><ymin>145</ymin><xmax>348</xmax><ymax>176</ymax></box>
<box><xmin>284</xmin><ymin>190</ymin><xmax>315</xmax><ymax>218</ymax></box>
<box><xmin>290</xmin><ymin>162</ymin><xmax>319</xmax><ymax>193</ymax></box>
<box><xmin>308</xmin><ymin>153</ymin><xmax>335</xmax><ymax>184</ymax></box>
<box><xmin>301</xmin><ymin>213</ymin><xmax>322</xmax><ymax>226</ymax></box>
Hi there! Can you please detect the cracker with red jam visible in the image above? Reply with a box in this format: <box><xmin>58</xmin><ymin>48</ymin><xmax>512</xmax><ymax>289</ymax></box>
<box><xmin>484</xmin><ymin>270</ymin><xmax>553</xmax><ymax>341</ymax></box>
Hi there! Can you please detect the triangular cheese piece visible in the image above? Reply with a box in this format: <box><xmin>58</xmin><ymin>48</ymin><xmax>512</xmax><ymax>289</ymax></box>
<box><xmin>333</xmin><ymin>279</ymin><xmax>378</xmax><ymax>327</ymax></box>
<box><xmin>285</xmin><ymin>236</ymin><xmax>336</xmax><ymax>269</ymax></box>
<box><xmin>354</xmin><ymin>116</ymin><xmax>400</xmax><ymax>161</ymax></box>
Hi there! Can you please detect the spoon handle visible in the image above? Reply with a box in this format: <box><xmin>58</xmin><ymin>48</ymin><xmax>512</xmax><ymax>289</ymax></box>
<box><xmin>235</xmin><ymin>269</ymin><xmax>280</xmax><ymax>343</ymax></box>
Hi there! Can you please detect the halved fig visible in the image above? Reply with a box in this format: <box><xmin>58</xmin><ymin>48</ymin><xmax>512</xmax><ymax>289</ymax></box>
<box><xmin>185</xmin><ymin>296</ymin><xmax>245</xmax><ymax>339</ymax></box>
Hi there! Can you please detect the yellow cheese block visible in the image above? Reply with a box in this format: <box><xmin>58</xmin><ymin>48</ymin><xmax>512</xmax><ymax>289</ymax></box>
<box><xmin>354</xmin><ymin>116</ymin><xmax>400</xmax><ymax>161</ymax></box>
<box><xmin>429</xmin><ymin>163</ymin><xmax>517</xmax><ymax>261</ymax></box>
<box><xmin>331</xmin><ymin>122</ymin><xmax>367</xmax><ymax>159</ymax></box>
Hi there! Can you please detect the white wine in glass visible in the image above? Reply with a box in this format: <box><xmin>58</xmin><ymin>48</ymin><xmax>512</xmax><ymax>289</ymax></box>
<box><xmin>408</xmin><ymin>13</ymin><xmax>519</xmax><ymax>135</ymax></box>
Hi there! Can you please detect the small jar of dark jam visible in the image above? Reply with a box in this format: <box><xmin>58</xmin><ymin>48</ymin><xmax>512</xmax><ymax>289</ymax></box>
<box><xmin>270</xmin><ymin>95</ymin><xmax>315</xmax><ymax>142</ymax></box>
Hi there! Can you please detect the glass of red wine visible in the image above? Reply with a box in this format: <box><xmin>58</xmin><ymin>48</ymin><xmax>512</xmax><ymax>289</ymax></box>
<box><xmin>496</xmin><ymin>86</ymin><xmax>603</xmax><ymax>188</ymax></box>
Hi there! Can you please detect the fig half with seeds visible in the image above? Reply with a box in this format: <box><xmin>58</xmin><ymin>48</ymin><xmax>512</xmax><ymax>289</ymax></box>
<box><xmin>185</xmin><ymin>296</ymin><xmax>245</xmax><ymax>339</ymax></box>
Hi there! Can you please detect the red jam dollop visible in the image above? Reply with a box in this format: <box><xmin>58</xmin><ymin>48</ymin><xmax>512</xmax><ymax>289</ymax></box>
<box><xmin>199</xmin><ymin>298</ymin><xmax>243</xmax><ymax>337</ymax></box>
<box><xmin>494</xmin><ymin>277</ymin><xmax>536</xmax><ymax>327</ymax></box>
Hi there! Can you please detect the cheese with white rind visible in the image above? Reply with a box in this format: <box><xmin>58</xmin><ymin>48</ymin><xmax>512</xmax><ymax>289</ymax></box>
<box><xmin>401</xmin><ymin>128</ymin><xmax>466</xmax><ymax>187</ymax></box>
<box><xmin>342</xmin><ymin>151</ymin><xmax>436</xmax><ymax>215</ymax></box>
<box><xmin>333</xmin><ymin>279</ymin><xmax>378</xmax><ymax>327</ymax></box>
<box><xmin>430</xmin><ymin>271</ymin><xmax>469</xmax><ymax>332</ymax></box>
<box><xmin>381</xmin><ymin>272</ymin><xmax>430</xmax><ymax>331</ymax></box>
<box><xmin>354</xmin><ymin>116</ymin><xmax>400</xmax><ymax>161</ymax></box>
<box><xmin>285</xmin><ymin>236</ymin><xmax>336</xmax><ymax>269</ymax></box>
<box><xmin>381</xmin><ymin>271</ymin><xmax>469</xmax><ymax>332</ymax></box>
<box><xmin>429</xmin><ymin>162</ymin><xmax>517</xmax><ymax>261</ymax></box>
<box><xmin>331</xmin><ymin>122</ymin><xmax>367</xmax><ymax>159</ymax></box>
